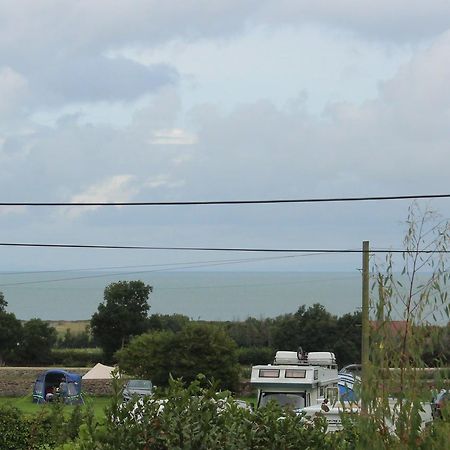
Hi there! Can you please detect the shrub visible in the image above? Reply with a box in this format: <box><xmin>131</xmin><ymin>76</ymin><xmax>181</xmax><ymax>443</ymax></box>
<box><xmin>51</xmin><ymin>348</ymin><xmax>103</xmax><ymax>366</ymax></box>
<box><xmin>237</xmin><ymin>346</ymin><xmax>274</xmax><ymax>365</ymax></box>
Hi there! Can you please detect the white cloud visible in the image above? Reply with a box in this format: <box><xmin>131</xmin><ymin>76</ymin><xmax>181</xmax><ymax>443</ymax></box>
<box><xmin>144</xmin><ymin>174</ymin><xmax>185</xmax><ymax>189</ymax></box>
<box><xmin>148</xmin><ymin>128</ymin><xmax>197</xmax><ymax>145</ymax></box>
<box><xmin>64</xmin><ymin>174</ymin><xmax>139</xmax><ymax>218</ymax></box>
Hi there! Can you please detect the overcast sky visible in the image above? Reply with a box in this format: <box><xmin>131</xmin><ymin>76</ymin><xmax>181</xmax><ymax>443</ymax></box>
<box><xmin>1</xmin><ymin>0</ymin><xmax>450</xmax><ymax>275</ymax></box>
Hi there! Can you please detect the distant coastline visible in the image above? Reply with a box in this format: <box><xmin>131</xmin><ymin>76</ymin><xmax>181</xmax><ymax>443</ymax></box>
<box><xmin>2</xmin><ymin>271</ymin><xmax>362</xmax><ymax>321</ymax></box>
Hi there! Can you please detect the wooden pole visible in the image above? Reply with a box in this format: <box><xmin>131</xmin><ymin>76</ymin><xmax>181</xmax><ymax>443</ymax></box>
<box><xmin>361</xmin><ymin>240</ymin><xmax>370</xmax><ymax>413</ymax></box>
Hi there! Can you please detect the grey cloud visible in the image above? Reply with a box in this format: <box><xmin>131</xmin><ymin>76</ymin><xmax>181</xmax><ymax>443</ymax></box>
<box><xmin>30</xmin><ymin>56</ymin><xmax>178</xmax><ymax>104</ymax></box>
<box><xmin>0</xmin><ymin>1</ymin><xmax>448</xmax><ymax>112</ymax></box>
<box><xmin>0</xmin><ymin>1</ymin><xmax>449</xmax><ymax>73</ymax></box>
<box><xmin>258</xmin><ymin>1</ymin><xmax>450</xmax><ymax>42</ymax></box>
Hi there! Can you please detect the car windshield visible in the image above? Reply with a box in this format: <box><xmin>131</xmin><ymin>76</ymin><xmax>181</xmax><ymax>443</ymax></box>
<box><xmin>128</xmin><ymin>380</ymin><xmax>152</xmax><ymax>390</ymax></box>
<box><xmin>259</xmin><ymin>392</ymin><xmax>305</xmax><ymax>409</ymax></box>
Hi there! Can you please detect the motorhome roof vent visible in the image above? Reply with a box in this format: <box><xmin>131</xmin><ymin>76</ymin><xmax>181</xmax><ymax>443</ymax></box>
<box><xmin>307</xmin><ymin>352</ymin><xmax>336</xmax><ymax>366</ymax></box>
<box><xmin>273</xmin><ymin>351</ymin><xmax>300</xmax><ymax>365</ymax></box>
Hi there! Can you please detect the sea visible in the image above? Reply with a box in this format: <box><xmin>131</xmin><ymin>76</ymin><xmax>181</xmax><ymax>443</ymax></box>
<box><xmin>0</xmin><ymin>271</ymin><xmax>362</xmax><ymax>321</ymax></box>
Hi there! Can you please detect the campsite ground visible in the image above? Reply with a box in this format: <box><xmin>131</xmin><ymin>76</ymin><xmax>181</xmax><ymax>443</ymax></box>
<box><xmin>0</xmin><ymin>394</ymin><xmax>111</xmax><ymax>420</ymax></box>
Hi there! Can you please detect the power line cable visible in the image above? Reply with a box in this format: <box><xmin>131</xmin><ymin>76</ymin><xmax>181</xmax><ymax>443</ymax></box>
<box><xmin>0</xmin><ymin>254</ymin><xmax>313</xmax><ymax>276</ymax></box>
<box><xmin>1</xmin><ymin>193</ymin><xmax>450</xmax><ymax>207</ymax></box>
<box><xmin>0</xmin><ymin>241</ymin><xmax>447</xmax><ymax>253</ymax></box>
<box><xmin>0</xmin><ymin>242</ymin><xmax>364</xmax><ymax>252</ymax></box>
<box><xmin>0</xmin><ymin>252</ymin><xmax>331</xmax><ymax>287</ymax></box>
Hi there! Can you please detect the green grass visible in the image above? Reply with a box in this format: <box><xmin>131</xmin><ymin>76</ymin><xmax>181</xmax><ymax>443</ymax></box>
<box><xmin>48</xmin><ymin>320</ymin><xmax>90</xmax><ymax>338</ymax></box>
<box><xmin>0</xmin><ymin>394</ymin><xmax>111</xmax><ymax>421</ymax></box>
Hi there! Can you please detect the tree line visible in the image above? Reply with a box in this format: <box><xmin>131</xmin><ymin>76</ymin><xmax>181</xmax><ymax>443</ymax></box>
<box><xmin>2</xmin><ymin>279</ymin><xmax>449</xmax><ymax>389</ymax></box>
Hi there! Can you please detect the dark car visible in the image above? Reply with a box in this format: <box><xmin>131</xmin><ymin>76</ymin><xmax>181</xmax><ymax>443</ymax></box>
<box><xmin>431</xmin><ymin>390</ymin><xmax>448</xmax><ymax>419</ymax></box>
<box><xmin>123</xmin><ymin>379</ymin><xmax>153</xmax><ymax>402</ymax></box>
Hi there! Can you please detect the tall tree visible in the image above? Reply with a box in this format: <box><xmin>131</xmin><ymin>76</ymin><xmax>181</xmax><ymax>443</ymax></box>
<box><xmin>0</xmin><ymin>292</ymin><xmax>22</xmax><ymax>365</ymax></box>
<box><xmin>271</xmin><ymin>304</ymin><xmax>339</xmax><ymax>354</ymax></box>
<box><xmin>91</xmin><ymin>280</ymin><xmax>152</xmax><ymax>361</ymax></box>
<box><xmin>17</xmin><ymin>318</ymin><xmax>57</xmax><ymax>364</ymax></box>
<box><xmin>0</xmin><ymin>291</ymin><xmax>7</xmax><ymax>312</ymax></box>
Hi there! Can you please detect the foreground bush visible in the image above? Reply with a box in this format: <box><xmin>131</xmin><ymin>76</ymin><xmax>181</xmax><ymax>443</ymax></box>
<box><xmin>57</xmin><ymin>377</ymin><xmax>351</xmax><ymax>450</ymax></box>
<box><xmin>0</xmin><ymin>401</ymin><xmax>84</xmax><ymax>449</ymax></box>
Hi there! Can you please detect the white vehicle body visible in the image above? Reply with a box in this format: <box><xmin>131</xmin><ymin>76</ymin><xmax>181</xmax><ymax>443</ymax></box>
<box><xmin>251</xmin><ymin>352</ymin><xmax>433</xmax><ymax>433</ymax></box>
<box><xmin>301</xmin><ymin>397</ymin><xmax>433</xmax><ymax>433</ymax></box>
<box><xmin>250</xmin><ymin>351</ymin><xmax>339</xmax><ymax>411</ymax></box>
<box><xmin>301</xmin><ymin>370</ymin><xmax>433</xmax><ymax>432</ymax></box>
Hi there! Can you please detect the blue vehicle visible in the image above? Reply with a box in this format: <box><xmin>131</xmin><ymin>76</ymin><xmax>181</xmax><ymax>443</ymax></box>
<box><xmin>32</xmin><ymin>369</ymin><xmax>83</xmax><ymax>404</ymax></box>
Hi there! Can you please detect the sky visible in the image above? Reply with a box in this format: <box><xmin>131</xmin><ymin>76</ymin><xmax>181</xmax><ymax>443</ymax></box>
<box><xmin>1</xmin><ymin>0</ymin><xmax>450</xmax><ymax>277</ymax></box>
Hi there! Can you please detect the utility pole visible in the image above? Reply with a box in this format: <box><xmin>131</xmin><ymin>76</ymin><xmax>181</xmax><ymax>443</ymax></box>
<box><xmin>361</xmin><ymin>240</ymin><xmax>370</xmax><ymax>413</ymax></box>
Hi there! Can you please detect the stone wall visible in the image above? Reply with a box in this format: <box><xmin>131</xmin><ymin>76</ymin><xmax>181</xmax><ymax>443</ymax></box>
<box><xmin>0</xmin><ymin>367</ymin><xmax>115</xmax><ymax>397</ymax></box>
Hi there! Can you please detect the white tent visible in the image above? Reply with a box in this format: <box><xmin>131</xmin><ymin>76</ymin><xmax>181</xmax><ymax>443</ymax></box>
<box><xmin>82</xmin><ymin>363</ymin><xmax>116</xmax><ymax>380</ymax></box>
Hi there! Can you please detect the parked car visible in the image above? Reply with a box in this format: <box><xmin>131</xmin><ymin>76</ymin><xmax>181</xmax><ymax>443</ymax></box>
<box><xmin>431</xmin><ymin>389</ymin><xmax>448</xmax><ymax>419</ymax></box>
<box><xmin>122</xmin><ymin>379</ymin><xmax>153</xmax><ymax>402</ymax></box>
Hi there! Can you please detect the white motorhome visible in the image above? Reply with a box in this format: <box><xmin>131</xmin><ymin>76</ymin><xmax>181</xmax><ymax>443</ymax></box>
<box><xmin>250</xmin><ymin>350</ymin><xmax>339</xmax><ymax>411</ymax></box>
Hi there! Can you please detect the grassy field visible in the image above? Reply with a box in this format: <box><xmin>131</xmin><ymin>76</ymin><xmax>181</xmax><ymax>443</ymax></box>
<box><xmin>0</xmin><ymin>394</ymin><xmax>111</xmax><ymax>420</ymax></box>
<box><xmin>48</xmin><ymin>320</ymin><xmax>90</xmax><ymax>338</ymax></box>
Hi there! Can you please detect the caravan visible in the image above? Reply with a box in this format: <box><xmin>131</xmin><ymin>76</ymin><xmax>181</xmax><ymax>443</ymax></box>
<box><xmin>250</xmin><ymin>349</ymin><xmax>339</xmax><ymax>411</ymax></box>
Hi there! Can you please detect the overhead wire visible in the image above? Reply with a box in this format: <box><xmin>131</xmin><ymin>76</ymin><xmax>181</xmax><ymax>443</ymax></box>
<box><xmin>0</xmin><ymin>241</ymin><xmax>448</xmax><ymax>253</ymax></box>
<box><xmin>0</xmin><ymin>252</ymin><xmax>332</xmax><ymax>287</ymax></box>
<box><xmin>1</xmin><ymin>193</ymin><xmax>450</xmax><ymax>206</ymax></box>
<box><xmin>0</xmin><ymin>253</ymin><xmax>321</xmax><ymax>276</ymax></box>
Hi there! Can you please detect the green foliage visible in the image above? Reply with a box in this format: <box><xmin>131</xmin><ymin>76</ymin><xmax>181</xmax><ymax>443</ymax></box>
<box><xmin>17</xmin><ymin>318</ymin><xmax>57</xmax><ymax>364</ymax></box>
<box><xmin>270</xmin><ymin>304</ymin><xmax>361</xmax><ymax>367</ymax></box>
<box><xmin>56</xmin><ymin>326</ymin><xmax>94</xmax><ymax>349</ymax></box>
<box><xmin>117</xmin><ymin>322</ymin><xmax>240</xmax><ymax>391</ymax></box>
<box><xmin>0</xmin><ymin>290</ymin><xmax>7</xmax><ymax>311</ymax></box>
<box><xmin>0</xmin><ymin>404</ymin><xmax>29</xmax><ymax>450</ymax></box>
<box><xmin>51</xmin><ymin>347</ymin><xmax>104</xmax><ymax>366</ymax></box>
<box><xmin>237</xmin><ymin>346</ymin><xmax>274</xmax><ymax>365</ymax></box>
<box><xmin>225</xmin><ymin>316</ymin><xmax>273</xmax><ymax>348</ymax></box>
<box><xmin>0</xmin><ymin>310</ymin><xmax>22</xmax><ymax>365</ymax></box>
<box><xmin>91</xmin><ymin>280</ymin><xmax>152</xmax><ymax>361</ymax></box>
<box><xmin>355</xmin><ymin>205</ymin><xmax>450</xmax><ymax>448</ymax></box>
<box><xmin>69</xmin><ymin>376</ymin><xmax>353</xmax><ymax>450</ymax></box>
<box><xmin>0</xmin><ymin>400</ymin><xmax>87</xmax><ymax>450</ymax></box>
<box><xmin>147</xmin><ymin>313</ymin><xmax>190</xmax><ymax>333</ymax></box>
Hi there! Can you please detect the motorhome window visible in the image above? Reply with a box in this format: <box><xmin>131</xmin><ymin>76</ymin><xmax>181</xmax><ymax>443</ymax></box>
<box><xmin>326</xmin><ymin>387</ymin><xmax>338</xmax><ymax>403</ymax></box>
<box><xmin>259</xmin><ymin>369</ymin><xmax>280</xmax><ymax>378</ymax></box>
<box><xmin>260</xmin><ymin>392</ymin><xmax>305</xmax><ymax>409</ymax></box>
<box><xmin>285</xmin><ymin>369</ymin><xmax>306</xmax><ymax>378</ymax></box>
<box><xmin>314</xmin><ymin>370</ymin><xmax>318</xmax><ymax>380</ymax></box>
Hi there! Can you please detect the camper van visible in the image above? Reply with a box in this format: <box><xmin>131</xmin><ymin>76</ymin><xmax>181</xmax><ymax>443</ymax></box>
<box><xmin>250</xmin><ymin>350</ymin><xmax>339</xmax><ymax>411</ymax></box>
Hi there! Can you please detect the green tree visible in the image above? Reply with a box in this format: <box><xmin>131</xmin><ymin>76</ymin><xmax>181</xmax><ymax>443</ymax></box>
<box><xmin>117</xmin><ymin>322</ymin><xmax>240</xmax><ymax>390</ymax></box>
<box><xmin>334</xmin><ymin>311</ymin><xmax>362</xmax><ymax>367</ymax></box>
<box><xmin>0</xmin><ymin>290</ymin><xmax>7</xmax><ymax>312</ymax></box>
<box><xmin>0</xmin><ymin>292</ymin><xmax>22</xmax><ymax>365</ymax></box>
<box><xmin>91</xmin><ymin>280</ymin><xmax>152</xmax><ymax>361</ymax></box>
<box><xmin>17</xmin><ymin>318</ymin><xmax>57</xmax><ymax>364</ymax></box>
<box><xmin>0</xmin><ymin>312</ymin><xmax>22</xmax><ymax>365</ymax></box>
<box><xmin>147</xmin><ymin>313</ymin><xmax>190</xmax><ymax>333</ymax></box>
<box><xmin>272</xmin><ymin>304</ymin><xmax>339</xmax><ymax>353</ymax></box>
